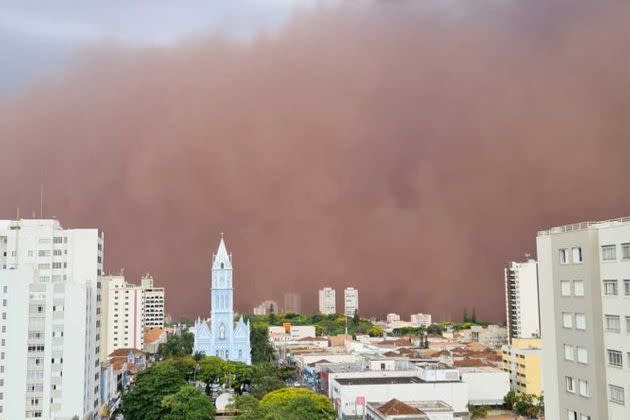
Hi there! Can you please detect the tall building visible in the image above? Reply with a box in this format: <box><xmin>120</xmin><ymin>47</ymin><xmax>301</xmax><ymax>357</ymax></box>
<box><xmin>537</xmin><ymin>217</ymin><xmax>630</xmax><ymax>420</ymax></box>
<box><xmin>0</xmin><ymin>219</ymin><xmax>103</xmax><ymax>419</ymax></box>
<box><xmin>410</xmin><ymin>313</ymin><xmax>432</xmax><ymax>327</ymax></box>
<box><xmin>100</xmin><ymin>275</ymin><xmax>144</xmax><ymax>360</ymax></box>
<box><xmin>343</xmin><ymin>287</ymin><xmax>359</xmax><ymax>317</ymax></box>
<box><xmin>283</xmin><ymin>292</ymin><xmax>301</xmax><ymax>313</ymax></box>
<box><xmin>193</xmin><ymin>235</ymin><xmax>251</xmax><ymax>364</ymax></box>
<box><xmin>386</xmin><ymin>313</ymin><xmax>401</xmax><ymax>323</ymax></box>
<box><xmin>253</xmin><ymin>299</ymin><xmax>278</xmax><ymax>315</ymax></box>
<box><xmin>141</xmin><ymin>274</ymin><xmax>165</xmax><ymax>329</ymax></box>
<box><xmin>318</xmin><ymin>287</ymin><xmax>336</xmax><ymax>314</ymax></box>
<box><xmin>504</xmin><ymin>259</ymin><xmax>540</xmax><ymax>343</ymax></box>
<box><xmin>501</xmin><ymin>338</ymin><xmax>542</xmax><ymax>396</ymax></box>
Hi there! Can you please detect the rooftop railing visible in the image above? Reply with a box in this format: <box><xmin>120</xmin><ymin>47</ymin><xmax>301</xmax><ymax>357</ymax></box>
<box><xmin>537</xmin><ymin>216</ymin><xmax>630</xmax><ymax>236</ymax></box>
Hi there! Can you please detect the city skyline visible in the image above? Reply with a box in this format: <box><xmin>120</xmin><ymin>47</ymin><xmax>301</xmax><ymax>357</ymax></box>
<box><xmin>3</xmin><ymin>1</ymin><xmax>630</xmax><ymax>322</ymax></box>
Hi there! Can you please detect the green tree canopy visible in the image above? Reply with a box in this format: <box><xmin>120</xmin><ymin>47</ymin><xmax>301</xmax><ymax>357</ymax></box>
<box><xmin>162</xmin><ymin>385</ymin><xmax>215</xmax><ymax>420</ymax></box>
<box><xmin>233</xmin><ymin>388</ymin><xmax>335</xmax><ymax>420</ymax></box>
<box><xmin>158</xmin><ymin>332</ymin><xmax>195</xmax><ymax>359</ymax></box>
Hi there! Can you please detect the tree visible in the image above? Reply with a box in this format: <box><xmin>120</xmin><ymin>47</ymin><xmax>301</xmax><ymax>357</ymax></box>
<box><xmin>158</xmin><ymin>332</ymin><xmax>195</xmax><ymax>359</ymax></box>
<box><xmin>233</xmin><ymin>388</ymin><xmax>335</xmax><ymax>419</ymax></box>
<box><xmin>250</xmin><ymin>325</ymin><xmax>274</xmax><ymax>364</ymax></box>
<box><xmin>122</xmin><ymin>362</ymin><xmax>188</xmax><ymax>420</ymax></box>
<box><xmin>468</xmin><ymin>404</ymin><xmax>488</xmax><ymax>419</ymax></box>
<box><xmin>352</xmin><ymin>309</ymin><xmax>360</xmax><ymax>327</ymax></box>
<box><xmin>367</xmin><ymin>325</ymin><xmax>384</xmax><ymax>337</ymax></box>
<box><xmin>162</xmin><ymin>385</ymin><xmax>215</xmax><ymax>420</ymax></box>
<box><xmin>503</xmin><ymin>390</ymin><xmax>517</xmax><ymax>410</ymax></box>
<box><xmin>463</xmin><ymin>307</ymin><xmax>469</xmax><ymax>323</ymax></box>
<box><xmin>426</xmin><ymin>324</ymin><xmax>445</xmax><ymax>336</ymax></box>
<box><xmin>471</xmin><ymin>307</ymin><xmax>477</xmax><ymax>323</ymax></box>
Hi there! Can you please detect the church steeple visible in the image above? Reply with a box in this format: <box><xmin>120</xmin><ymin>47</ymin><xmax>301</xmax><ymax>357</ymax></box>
<box><xmin>212</xmin><ymin>232</ymin><xmax>232</xmax><ymax>270</ymax></box>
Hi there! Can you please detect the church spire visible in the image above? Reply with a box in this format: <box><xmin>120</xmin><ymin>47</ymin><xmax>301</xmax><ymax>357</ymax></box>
<box><xmin>212</xmin><ymin>233</ymin><xmax>232</xmax><ymax>270</ymax></box>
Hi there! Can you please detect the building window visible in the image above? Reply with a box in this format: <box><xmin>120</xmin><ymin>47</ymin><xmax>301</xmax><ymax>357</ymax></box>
<box><xmin>605</xmin><ymin>315</ymin><xmax>621</xmax><ymax>333</ymax></box>
<box><xmin>624</xmin><ymin>279</ymin><xmax>630</xmax><ymax>296</ymax></box>
<box><xmin>566</xmin><ymin>376</ymin><xmax>575</xmax><ymax>393</ymax></box>
<box><xmin>575</xmin><ymin>313</ymin><xmax>586</xmax><ymax>330</ymax></box>
<box><xmin>572</xmin><ymin>247</ymin><xmax>583</xmax><ymax>263</ymax></box>
<box><xmin>603</xmin><ymin>280</ymin><xmax>618</xmax><ymax>296</ymax></box>
<box><xmin>564</xmin><ymin>344</ymin><xmax>574</xmax><ymax>361</ymax></box>
<box><xmin>560</xmin><ymin>249</ymin><xmax>569</xmax><ymax>264</ymax></box>
<box><xmin>573</xmin><ymin>280</ymin><xmax>584</xmax><ymax>296</ymax></box>
<box><xmin>561</xmin><ymin>281</ymin><xmax>571</xmax><ymax>297</ymax></box>
<box><xmin>578</xmin><ymin>380</ymin><xmax>589</xmax><ymax>397</ymax></box>
<box><xmin>626</xmin><ymin>316</ymin><xmax>630</xmax><ymax>333</ymax></box>
<box><xmin>567</xmin><ymin>411</ymin><xmax>577</xmax><ymax>420</ymax></box>
<box><xmin>576</xmin><ymin>346</ymin><xmax>588</xmax><ymax>364</ymax></box>
<box><xmin>607</xmin><ymin>349</ymin><xmax>623</xmax><ymax>367</ymax></box>
<box><xmin>602</xmin><ymin>244</ymin><xmax>616</xmax><ymax>261</ymax></box>
<box><xmin>562</xmin><ymin>313</ymin><xmax>573</xmax><ymax>328</ymax></box>
<box><xmin>609</xmin><ymin>384</ymin><xmax>625</xmax><ymax>404</ymax></box>
<box><xmin>622</xmin><ymin>243</ymin><xmax>630</xmax><ymax>259</ymax></box>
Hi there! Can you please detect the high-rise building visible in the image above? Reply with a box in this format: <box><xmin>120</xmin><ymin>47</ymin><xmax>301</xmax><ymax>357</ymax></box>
<box><xmin>501</xmin><ymin>338</ymin><xmax>542</xmax><ymax>396</ymax></box>
<box><xmin>504</xmin><ymin>259</ymin><xmax>540</xmax><ymax>343</ymax></box>
<box><xmin>537</xmin><ymin>217</ymin><xmax>630</xmax><ymax>420</ymax></box>
<box><xmin>253</xmin><ymin>299</ymin><xmax>278</xmax><ymax>315</ymax></box>
<box><xmin>100</xmin><ymin>275</ymin><xmax>144</xmax><ymax>360</ymax></box>
<box><xmin>386</xmin><ymin>313</ymin><xmax>401</xmax><ymax>323</ymax></box>
<box><xmin>141</xmin><ymin>274</ymin><xmax>165</xmax><ymax>329</ymax></box>
<box><xmin>344</xmin><ymin>287</ymin><xmax>359</xmax><ymax>317</ymax></box>
<box><xmin>318</xmin><ymin>287</ymin><xmax>336</xmax><ymax>314</ymax></box>
<box><xmin>283</xmin><ymin>292</ymin><xmax>301</xmax><ymax>313</ymax></box>
<box><xmin>0</xmin><ymin>219</ymin><xmax>103</xmax><ymax>419</ymax></box>
<box><xmin>410</xmin><ymin>313</ymin><xmax>432</xmax><ymax>327</ymax></box>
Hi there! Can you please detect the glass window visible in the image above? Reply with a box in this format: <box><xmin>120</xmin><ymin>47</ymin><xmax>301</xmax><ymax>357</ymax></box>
<box><xmin>609</xmin><ymin>384</ymin><xmax>625</xmax><ymax>404</ymax></box>
<box><xmin>560</xmin><ymin>249</ymin><xmax>569</xmax><ymax>264</ymax></box>
<box><xmin>578</xmin><ymin>380</ymin><xmax>589</xmax><ymax>397</ymax></box>
<box><xmin>572</xmin><ymin>247</ymin><xmax>583</xmax><ymax>263</ymax></box>
<box><xmin>605</xmin><ymin>315</ymin><xmax>620</xmax><ymax>333</ymax></box>
<box><xmin>575</xmin><ymin>313</ymin><xmax>586</xmax><ymax>330</ymax></box>
<box><xmin>580</xmin><ymin>415</ymin><xmax>590</xmax><ymax>420</ymax></box>
<box><xmin>624</xmin><ymin>280</ymin><xmax>630</xmax><ymax>296</ymax></box>
<box><xmin>566</xmin><ymin>376</ymin><xmax>575</xmax><ymax>393</ymax></box>
<box><xmin>567</xmin><ymin>411</ymin><xmax>577</xmax><ymax>420</ymax></box>
<box><xmin>576</xmin><ymin>346</ymin><xmax>588</xmax><ymax>364</ymax></box>
<box><xmin>607</xmin><ymin>349</ymin><xmax>623</xmax><ymax>367</ymax></box>
<box><xmin>564</xmin><ymin>344</ymin><xmax>575</xmax><ymax>361</ymax></box>
<box><xmin>574</xmin><ymin>280</ymin><xmax>584</xmax><ymax>296</ymax></box>
<box><xmin>604</xmin><ymin>280</ymin><xmax>618</xmax><ymax>296</ymax></box>
<box><xmin>626</xmin><ymin>316</ymin><xmax>630</xmax><ymax>333</ymax></box>
<box><xmin>602</xmin><ymin>245</ymin><xmax>616</xmax><ymax>260</ymax></box>
<box><xmin>561</xmin><ymin>281</ymin><xmax>571</xmax><ymax>296</ymax></box>
<box><xmin>562</xmin><ymin>313</ymin><xmax>573</xmax><ymax>328</ymax></box>
<box><xmin>622</xmin><ymin>243</ymin><xmax>630</xmax><ymax>259</ymax></box>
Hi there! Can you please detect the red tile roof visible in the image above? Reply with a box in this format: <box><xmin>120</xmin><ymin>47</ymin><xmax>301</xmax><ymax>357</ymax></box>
<box><xmin>378</xmin><ymin>399</ymin><xmax>422</xmax><ymax>415</ymax></box>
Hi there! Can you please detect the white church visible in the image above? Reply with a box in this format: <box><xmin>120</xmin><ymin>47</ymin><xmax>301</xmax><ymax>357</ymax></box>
<box><xmin>192</xmin><ymin>234</ymin><xmax>251</xmax><ymax>364</ymax></box>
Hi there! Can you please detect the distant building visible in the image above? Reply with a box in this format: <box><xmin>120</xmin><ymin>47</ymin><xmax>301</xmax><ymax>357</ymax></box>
<box><xmin>504</xmin><ymin>259</ymin><xmax>540</xmax><ymax>343</ymax></box>
<box><xmin>100</xmin><ymin>275</ymin><xmax>144</xmax><ymax>360</ymax></box>
<box><xmin>537</xmin><ymin>218</ymin><xmax>630</xmax><ymax>420</ymax></box>
<box><xmin>253</xmin><ymin>299</ymin><xmax>278</xmax><ymax>315</ymax></box>
<box><xmin>319</xmin><ymin>287</ymin><xmax>336</xmax><ymax>314</ymax></box>
<box><xmin>344</xmin><ymin>287</ymin><xmax>359</xmax><ymax>317</ymax></box>
<box><xmin>143</xmin><ymin>328</ymin><xmax>168</xmax><ymax>354</ymax></box>
<box><xmin>470</xmin><ymin>325</ymin><xmax>507</xmax><ymax>348</ymax></box>
<box><xmin>192</xmin><ymin>235</ymin><xmax>251</xmax><ymax>364</ymax></box>
<box><xmin>141</xmin><ymin>274</ymin><xmax>165</xmax><ymax>329</ymax></box>
<box><xmin>0</xmin><ymin>218</ymin><xmax>103</xmax><ymax>419</ymax></box>
<box><xmin>283</xmin><ymin>292</ymin><xmax>301</xmax><ymax>313</ymax></box>
<box><xmin>410</xmin><ymin>313</ymin><xmax>432</xmax><ymax>327</ymax></box>
<box><xmin>365</xmin><ymin>399</ymin><xmax>454</xmax><ymax>420</ymax></box>
<box><xmin>386</xmin><ymin>313</ymin><xmax>401</xmax><ymax>323</ymax></box>
<box><xmin>501</xmin><ymin>338</ymin><xmax>542</xmax><ymax>396</ymax></box>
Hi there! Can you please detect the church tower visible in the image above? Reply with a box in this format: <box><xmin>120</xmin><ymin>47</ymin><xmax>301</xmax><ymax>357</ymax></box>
<box><xmin>210</xmin><ymin>233</ymin><xmax>234</xmax><ymax>358</ymax></box>
<box><xmin>192</xmin><ymin>233</ymin><xmax>251</xmax><ymax>364</ymax></box>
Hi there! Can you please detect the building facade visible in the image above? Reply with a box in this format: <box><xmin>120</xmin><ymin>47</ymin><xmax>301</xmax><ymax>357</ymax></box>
<box><xmin>538</xmin><ymin>217</ymin><xmax>630</xmax><ymax>420</ymax></box>
<box><xmin>252</xmin><ymin>300</ymin><xmax>278</xmax><ymax>315</ymax></box>
<box><xmin>141</xmin><ymin>274</ymin><xmax>164</xmax><ymax>329</ymax></box>
<box><xmin>501</xmin><ymin>338</ymin><xmax>542</xmax><ymax>396</ymax></box>
<box><xmin>410</xmin><ymin>313</ymin><xmax>432</xmax><ymax>328</ymax></box>
<box><xmin>100</xmin><ymin>275</ymin><xmax>144</xmax><ymax>360</ymax></box>
<box><xmin>283</xmin><ymin>292</ymin><xmax>301</xmax><ymax>313</ymax></box>
<box><xmin>0</xmin><ymin>219</ymin><xmax>103</xmax><ymax>419</ymax></box>
<box><xmin>344</xmin><ymin>287</ymin><xmax>359</xmax><ymax>317</ymax></box>
<box><xmin>386</xmin><ymin>313</ymin><xmax>401</xmax><ymax>323</ymax></box>
<box><xmin>505</xmin><ymin>259</ymin><xmax>540</xmax><ymax>342</ymax></box>
<box><xmin>193</xmin><ymin>235</ymin><xmax>251</xmax><ymax>364</ymax></box>
<box><xmin>319</xmin><ymin>287</ymin><xmax>336</xmax><ymax>315</ymax></box>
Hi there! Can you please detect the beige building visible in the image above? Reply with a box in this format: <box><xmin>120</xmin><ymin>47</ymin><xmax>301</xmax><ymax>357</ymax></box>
<box><xmin>538</xmin><ymin>217</ymin><xmax>630</xmax><ymax>420</ymax></box>
<box><xmin>141</xmin><ymin>274</ymin><xmax>165</xmax><ymax>329</ymax></box>
<box><xmin>501</xmin><ymin>338</ymin><xmax>542</xmax><ymax>396</ymax></box>
<box><xmin>319</xmin><ymin>287</ymin><xmax>336</xmax><ymax>314</ymax></box>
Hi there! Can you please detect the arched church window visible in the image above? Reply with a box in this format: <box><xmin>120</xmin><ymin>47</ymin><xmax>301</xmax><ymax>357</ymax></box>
<box><xmin>219</xmin><ymin>323</ymin><xmax>226</xmax><ymax>340</ymax></box>
<box><xmin>238</xmin><ymin>349</ymin><xmax>242</xmax><ymax>359</ymax></box>
<box><xmin>221</xmin><ymin>262</ymin><xmax>224</xmax><ymax>269</ymax></box>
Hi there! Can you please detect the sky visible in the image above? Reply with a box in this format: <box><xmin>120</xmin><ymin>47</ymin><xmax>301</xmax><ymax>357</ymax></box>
<box><xmin>2</xmin><ymin>0</ymin><xmax>630</xmax><ymax>322</ymax></box>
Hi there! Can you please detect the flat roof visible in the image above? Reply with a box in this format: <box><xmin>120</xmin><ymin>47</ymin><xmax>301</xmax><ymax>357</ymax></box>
<box><xmin>335</xmin><ymin>376</ymin><xmax>423</xmax><ymax>385</ymax></box>
<box><xmin>537</xmin><ymin>216</ymin><xmax>630</xmax><ymax>236</ymax></box>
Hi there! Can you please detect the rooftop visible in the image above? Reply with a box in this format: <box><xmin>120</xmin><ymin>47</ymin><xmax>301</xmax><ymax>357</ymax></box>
<box><xmin>537</xmin><ymin>216</ymin><xmax>630</xmax><ymax>236</ymax></box>
<box><xmin>335</xmin><ymin>376</ymin><xmax>424</xmax><ymax>386</ymax></box>
<box><xmin>368</xmin><ymin>399</ymin><xmax>453</xmax><ymax>415</ymax></box>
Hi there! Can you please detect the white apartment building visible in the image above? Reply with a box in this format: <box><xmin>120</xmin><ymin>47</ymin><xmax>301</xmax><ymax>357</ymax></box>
<box><xmin>0</xmin><ymin>219</ymin><xmax>103</xmax><ymax>419</ymax></box>
<box><xmin>100</xmin><ymin>275</ymin><xmax>144</xmax><ymax>360</ymax></box>
<box><xmin>538</xmin><ymin>217</ymin><xmax>630</xmax><ymax>420</ymax></box>
<box><xmin>505</xmin><ymin>259</ymin><xmax>540</xmax><ymax>343</ymax></box>
<box><xmin>410</xmin><ymin>313</ymin><xmax>432</xmax><ymax>327</ymax></box>
<box><xmin>386</xmin><ymin>313</ymin><xmax>401</xmax><ymax>323</ymax></box>
<box><xmin>319</xmin><ymin>287</ymin><xmax>336</xmax><ymax>315</ymax></box>
<box><xmin>141</xmin><ymin>274</ymin><xmax>165</xmax><ymax>329</ymax></box>
<box><xmin>343</xmin><ymin>287</ymin><xmax>359</xmax><ymax>317</ymax></box>
<box><xmin>253</xmin><ymin>300</ymin><xmax>278</xmax><ymax>315</ymax></box>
